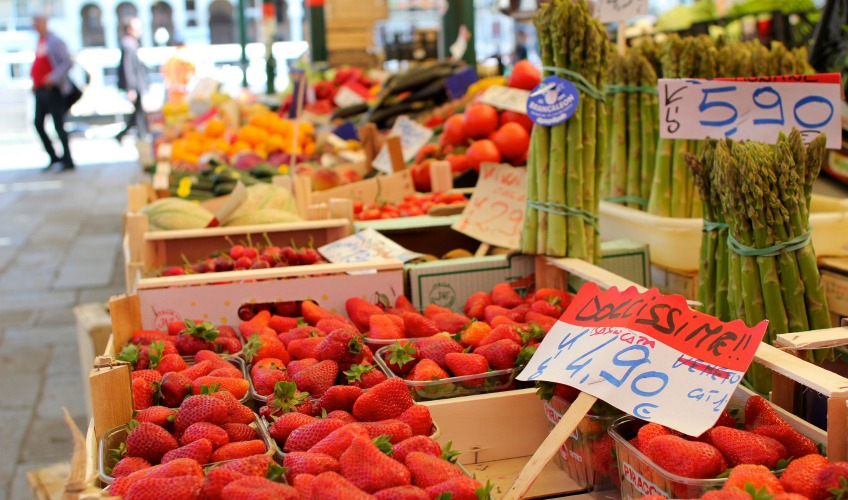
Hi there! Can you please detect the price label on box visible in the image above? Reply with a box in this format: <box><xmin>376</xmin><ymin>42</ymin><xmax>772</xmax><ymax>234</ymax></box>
<box><xmin>479</xmin><ymin>86</ymin><xmax>531</xmax><ymax>114</ymax></box>
<box><xmin>658</xmin><ymin>73</ymin><xmax>842</xmax><ymax>149</ymax></box>
<box><xmin>372</xmin><ymin>116</ymin><xmax>435</xmax><ymax>174</ymax></box>
<box><xmin>452</xmin><ymin>163</ymin><xmax>527</xmax><ymax>250</ymax></box>
<box><xmin>517</xmin><ymin>282</ymin><xmax>767</xmax><ymax>436</ymax></box>
<box><xmin>318</xmin><ymin>228</ymin><xmax>423</xmax><ymax>264</ymax></box>
<box><xmin>595</xmin><ymin>0</ymin><xmax>648</xmax><ymax>23</ymax></box>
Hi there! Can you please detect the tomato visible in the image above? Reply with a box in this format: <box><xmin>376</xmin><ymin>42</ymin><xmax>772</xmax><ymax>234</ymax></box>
<box><xmin>446</xmin><ymin>153</ymin><xmax>470</xmax><ymax>174</ymax></box>
<box><xmin>463</xmin><ymin>103</ymin><xmax>499</xmax><ymax>140</ymax></box>
<box><xmin>353</xmin><ymin>200</ymin><xmax>364</xmax><ymax>214</ymax></box>
<box><xmin>415</xmin><ymin>143</ymin><xmax>440</xmax><ymax>164</ymax></box>
<box><xmin>500</xmin><ymin>110</ymin><xmax>534</xmax><ymax>134</ymax></box>
<box><xmin>508</xmin><ymin>60</ymin><xmax>541</xmax><ymax>91</ymax></box>
<box><xmin>441</xmin><ymin>114</ymin><xmax>467</xmax><ymax>146</ymax></box>
<box><xmin>493</xmin><ymin>122</ymin><xmax>530</xmax><ymax>161</ymax></box>
<box><xmin>511</xmin><ymin>148</ymin><xmax>528</xmax><ymax>167</ymax></box>
<box><xmin>360</xmin><ymin>208</ymin><xmax>382</xmax><ymax>220</ymax></box>
<box><xmin>411</xmin><ymin>159</ymin><xmax>433</xmax><ymax>192</ymax></box>
<box><xmin>466</xmin><ymin>140</ymin><xmax>502</xmax><ymax>171</ymax></box>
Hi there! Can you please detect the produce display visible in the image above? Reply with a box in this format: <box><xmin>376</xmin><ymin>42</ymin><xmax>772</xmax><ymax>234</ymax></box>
<box><xmin>354</xmin><ymin>192</ymin><xmax>468</xmax><ymax>220</ymax></box>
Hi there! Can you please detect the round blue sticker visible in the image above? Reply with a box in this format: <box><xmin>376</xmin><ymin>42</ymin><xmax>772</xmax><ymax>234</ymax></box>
<box><xmin>526</xmin><ymin>76</ymin><xmax>580</xmax><ymax>126</ymax></box>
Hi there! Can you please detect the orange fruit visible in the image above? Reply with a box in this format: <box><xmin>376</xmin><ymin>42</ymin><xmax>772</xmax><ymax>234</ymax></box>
<box><xmin>237</xmin><ymin>125</ymin><xmax>268</xmax><ymax>147</ymax></box>
<box><xmin>204</xmin><ymin>118</ymin><xmax>226</xmax><ymax>138</ymax></box>
<box><xmin>230</xmin><ymin>140</ymin><xmax>251</xmax><ymax>154</ymax></box>
<box><xmin>265</xmin><ymin>134</ymin><xmax>285</xmax><ymax>153</ymax></box>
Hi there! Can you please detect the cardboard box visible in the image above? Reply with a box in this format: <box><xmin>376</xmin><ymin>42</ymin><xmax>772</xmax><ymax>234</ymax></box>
<box><xmin>651</xmin><ymin>263</ymin><xmax>698</xmax><ymax>300</ymax></box>
<box><xmin>356</xmin><ymin>215</ymin><xmax>482</xmax><ymax>258</ymax></box>
<box><xmin>820</xmin><ymin>257</ymin><xmax>848</xmax><ymax>327</ymax></box>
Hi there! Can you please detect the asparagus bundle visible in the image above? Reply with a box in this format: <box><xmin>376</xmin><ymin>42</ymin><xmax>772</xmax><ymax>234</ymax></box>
<box><xmin>687</xmin><ymin>131</ymin><xmax>832</xmax><ymax>394</ymax></box>
<box><xmin>520</xmin><ymin>0</ymin><xmax>613</xmax><ymax>262</ymax></box>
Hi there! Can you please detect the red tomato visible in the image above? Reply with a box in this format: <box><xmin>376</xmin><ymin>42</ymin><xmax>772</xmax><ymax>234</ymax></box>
<box><xmin>493</xmin><ymin>122</ymin><xmax>531</xmax><ymax>161</ymax></box>
<box><xmin>415</xmin><ymin>143</ymin><xmax>440</xmax><ymax>164</ymax></box>
<box><xmin>411</xmin><ymin>159</ymin><xmax>433</xmax><ymax>192</ymax></box>
<box><xmin>500</xmin><ymin>110</ymin><xmax>534</xmax><ymax>134</ymax></box>
<box><xmin>446</xmin><ymin>153</ymin><xmax>470</xmax><ymax>173</ymax></box>
<box><xmin>463</xmin><ymin>103</ymin><xmax>499</xmax><ymax>140</ymax></box>
<box><xmin>508</xmin><ymin>60</ymin><xmax>542</xmax><ymax>91</ymax></box>
<box><xmin>353</xmin><ymin>200</ymin><xmax>363</xmax><ymax>214</ymax></box>
<box><xmin>360</xmin><ymin>208</ymin><xmax>382</xmax><ymax>220</ymax></box>
<box><xmin>466</xmin><ymin>140</ymin><xmax>502</xmax><ymax>171</ymax></box>
<box><xmin>441</xmin><ymin>115</ymin><xmax>467</xmax><ymax>146</ymax></box>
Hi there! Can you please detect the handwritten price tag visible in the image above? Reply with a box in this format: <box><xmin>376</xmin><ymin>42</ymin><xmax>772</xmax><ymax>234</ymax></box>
<box><xmin>658</xmin><ymin>74</ymin><xmax>842</xmax><ymax>149</ymax></box>
<box><xmin>479</xmin><ymin>86</ymin><xmax>531</xmax><ymax>115</ymax></box>
<box><xmin>517</xmin><ymin>283</ymin><xmax>767</xmax><ymax>436</ymax></box>
<box><xmin>452</xmin><ymin>163</ymin><xmax>527</xmax><ymax>249</ymax></box>
<box><xmin>318</xmin><ymin>228</ymin><xmax>423</xmax><ymax>264</ymax></box>
<box><xmin>372</xmin><ymin>116</ymin><xmax>435</xmax><ymax>174</ymax></box>
<box><xmin>595</xmin><ymin>0</ymin><xmax>648</xmax><ymax>23</ymax></box>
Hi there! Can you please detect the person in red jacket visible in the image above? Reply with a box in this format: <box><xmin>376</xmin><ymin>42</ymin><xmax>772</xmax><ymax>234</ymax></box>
<box><xmin>31</xmin><ymin>13</ymin><xmax>75</xmax><ymax>171</ymax></box>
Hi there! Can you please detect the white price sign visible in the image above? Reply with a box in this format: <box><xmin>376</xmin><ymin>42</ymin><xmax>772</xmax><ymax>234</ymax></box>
<box><xmin>452</xmin><ymin>163</ymin><xmax>527</xmax><ymax>250</ymax></box>
<box><xmin>658</xmin><ymin>73</ymin><xmax>842</xmax><ymax>149</ymax></box>
<box><xmin>595</xmin><ymin>0</ymin><xmax>648</xmax><ymax>23</ymax></box>
<box><xmin>372</xmin><ymin>116</ymin><xmax>435</xmax><ymax>174</ymax></box>
<box><xmin>318</xmin><ymin>228</ymin><xmax>423</xmax><ymax>264</ymax></box>
<box><xmin>479</xmin><ymin>86</ymin><xmax>531</xmax><ymax>114</ymax></box>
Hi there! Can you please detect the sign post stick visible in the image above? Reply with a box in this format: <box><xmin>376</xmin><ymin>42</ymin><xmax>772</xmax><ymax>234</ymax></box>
<box><xmin>474</xmin><ymin>243</ymin><xmax>490</xmax><ymax>257</ymax></box>
<box><xmin>387</xmin><ymin>136</ymin><xmax>405</xmax><ymax>173</ymax></box>
<box><xmin>503</xmin><ymin>392</ymin><xmax>598</xmax><ymax>500</ymax></box>
<box><xmin>617</xmin><ymin>21</ymin><xmax>626</xmax><ymax>54</ymax></box>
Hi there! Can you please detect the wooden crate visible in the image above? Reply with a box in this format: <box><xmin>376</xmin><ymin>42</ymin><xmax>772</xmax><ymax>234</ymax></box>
<box><xmin>327</xmin><ymin>30</ymin><xmax>375</xmax><ymax>51</ymax></box>
<box><xmin>74</xmin><ymin>303</ymin><xmax>112</xmax><ymax>420</ymax></box>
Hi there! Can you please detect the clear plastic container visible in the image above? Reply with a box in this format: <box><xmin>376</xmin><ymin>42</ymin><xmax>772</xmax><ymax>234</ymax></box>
<box><xmin>182</xmin><ymin>355</ymin><xmax>251</xmax><ymax>405</ymax></box>
<box><xmin>373</xmin><ymin>345</ymin><xmax>519</xmax><ymax>400</ymax></box>
<box><xmin>245</xmin><ymin>361</ymin><xmax>390</xmax><ymax>405</ymax></box>
<box><xmin>98</xmin><ymin>412</ymin><xmax>274</xmax><ymax>485</ymax></box>
<box><xmin>543</xmin><ymin>396</ymin><xmax>622</xmax><ymax>499</ymax></box>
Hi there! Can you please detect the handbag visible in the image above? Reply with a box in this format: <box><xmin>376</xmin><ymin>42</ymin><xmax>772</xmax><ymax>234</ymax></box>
<box><xmin>66</xmin><ymin>81</ymin><xmax>82</xmax><ymax>110</ymax></box>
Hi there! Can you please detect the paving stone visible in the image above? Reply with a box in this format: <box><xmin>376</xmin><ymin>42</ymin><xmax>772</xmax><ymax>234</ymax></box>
<box><xmin>0</xmin><ymin>248</ymin><xmax>17</xmax><ymax>273</ymax></box>
<box><xmin>27</xmin><ymin>222</ymin><xmax>82</xmax><ymax>245</ymax></box>
<box><xmin>0</xmin><ymin>410</ymin><xmax>32</xmax><ymax>495</ymax></box>
<box><xmin>35</xmin><ymin>307</ymin><xmax>76</xmax><ymax>327</ymax></box>
<box><xmin>2</xmin><ymin>325</ymin><xmax>77</xmax><ymax>349</ymax></box>
<box><xmin>37</xmin><ymin>372</ymin><xmax>86</xmax><ymax>419</ymax></box>
<box><xmin>0</xmin><ymin>372</ymin><xmax>42</xmax><ymax>409</ymax></box>
<box><xmin>19</xmin><ymin>414</ymin><xmax>87</xmax><ymax>463</ymax></box>
<box><xmin>46</xmin><ymin>342</ymin><xmax>82</xmax><ymax>377</ymax></box>
<box><xmin>0</xmin><ymin>270</ymin><xmax>53</xmax><ymax>292</ymax></box>
<box><xmin>10</xmin><ymin>249</ymin><xmax>66</xmax><ymax>270</ymax></box>
<box><xmin>80</xmin><ymin>214</ymin><xmax>122</xmax><ymax>236</ymax></box>
<box><xmin>54</xmin><ymin>261</ymin><xmax>115</xmax><ymax>289</ymax></box>
<box><xmin>8</xmin><ymin>460</ymin><xmax>67</xmax><ymax>500</ymax></box>
<box><xmin>77</xmin><ymin>285</ymin><xmax>126</xmax><ymax>305</ymax></box>
<box><xmin>0</xmin><ymin>346</ymin><xmax>50</xmax><ymax>372</ymax></box>
<box><xmin>0</xmin><ymin>290</ymin><xmax>76</xmax><ymax>312</ymax></box>
<box><xmin>0</xmin><ymin>310</ymin><xmax>35</xmax><ymax>328</ymax></box>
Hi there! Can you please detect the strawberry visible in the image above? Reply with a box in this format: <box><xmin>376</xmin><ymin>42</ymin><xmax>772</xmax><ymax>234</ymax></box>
<box><xmin>395</xmin><ymin>296</ymin><xmax>419</xmax><ymax>314</ymax></box>
<box><xmin>701</xmin><ymin>492</ymin><xmax>750</xmax><ymax>500</ymax></box>
<box><xmin>287</xmin><ymin>358</ymin><xmax>319</xmax><ymax>376</ymax></box>
<box><xmin>430</xmin><ymin>312</ymin><xmax>471</xmax><ymax>334</ymax></box>
<box><xmin>309</xmin><ymin>423</ymin><xmax>369</xmax><ymax>459</ymax></box>
<box><xmin>457</xmin><ymin>321</ymin><xmax>493</xmax><ymax>348</ymax></box>
<box><xmin>637</xmin><ymin>423</ymin><xmax>678</xmax><ymax>449</ymax></box>
<box><xmin>292</xmin><ymin>473</ymin><xmax>315</xmax><ymax>498</ymax></box>
<box><xmin>344</xmin><ymin>362</ymin><xmax>387</xmax><ymax>389</ymax></box>
<box><xmin>645</xmin><ymin>435</ymin><xmax>728</xmax><ymax>479</ymax></box>
<box><xmin>211</xmin><ymin>439</ymin><xmax>266</xmax><ymax>462</ymax></box>
<box><xmin>214</xmin><ymin>337</ymin><xmax>242</xmax><ymax>354</ymax></box>
<box><xmin>110</xmin><ymin>456</ymin><xmax>151</xmax><ymax>478</ymax></box>
<box><xmin>814</xmin><ymin>462</ymin><xmax>848</xmax><ymax>500</ymax></box>
<box><xmin>292</xmin><ymin>359</ymin><xmax>339</xmax><ymax>397</ymax></box>
<box><xmin>416</xmin><ymin>336</ymin><xmax>463</xmax><ymax>370</ymax></box>
<box><xmin>109</xmin><ymin>458</ymin><xmax>203</xmax><ymax>497</ymax></box>
<box><xmin>126</xmin><ymin>421</ymin><xmax>178</xmax><ymax>463</ymax></box>
<box><xmin>402</xmin><ymin>312</ymin><xmax>440</xmax><ymax>338</ymax></box>
<box><xmin>287</xmin><ymin>336</ymin><xmax>324</xmax><ymax>360</ymax></box>
<box><xmin>217</xmin><ymin>324</ymin><xmax>240</xmax><ymax>339</ymax></box>
<box><xmin>132</xmin><ymin>369</ymin><xmax>163</xmax><ymax>385</ymax></box>
<box><xmin>311</xmin><ymin>471</ymin><xmax>376</xmax><ymax>499</ymax></box>
<box><xmin>192</xmin><ymin>376</ymin><xmax>249</xmax><ymax>400</ymax></box>
<box><xmin>268</xmin><ymin>315</ymin><xmax>299</xmax><ymax>334</ymax></box>
<box><xmin>590</xmin><ymin>434</ymin><xmax>615</xmax><ymax>475</ymax></box>
<box><xmin>341</xmin><ymin>436</ymin><xmax>412</xmax><ymax>492</ymax></box>
<box><xmin>251</xmin><ymin>364</ymin><xmax>290</xmax><ymax>397</ymax></box>
<box><xmin>208</xmin><ymin>365</ymin><xmax>243</xmax><ymax>378</ymax></box>
<box><xmin>369</xmin><ymin>314</ymin><xmax>406</xmax><ymax>340</ymax></box>
<box><xmin>161</xmin><ymin>438</ymin><xmax>212</xmax><ymax>464</ymax></box>
<box><xmin>180</xmin><ymin>422</ymin><xmax>230</xmax><ymax>449</ymax></box>
<box><xmin>156</xmin><ymin>353</ymin><xmax>189</xmax><ymax>374</ymax></box>
<box><xmin>220</xmin><ymin>476</ymin><xmax>300</xmax><ymax>499</ymax></box>
<box><xmin>489</xmin><ymin>315</ymin><xmax>518</xmax><ymax>328</ymax></box>
<box><xmin>179</xmin><ymin>361</ymin><xmax>214</xmax><ymax>381</ymax></box>
<box><xmin>167</xmin><ymin>321</ymin><xmax>186</xmax><ymax>336</ymax></box>
<box><xmin>283</xmin><ymin>452</ymin><xmax>340</xmax><ymax>482</ymax></box>
<box><xmin>156</xmin><ymin>372</ymin><xmax>193</xmax><ymax>408</ymax></box>
<box><xmin>525</xmin><ymin>312</ymin><xmax>557</xmax><ymax>332</ymax></box>
<box><xmin>392</xmin><ymin>436</ymin><xmax>442</xmax><ymax>463</ymax></box>
<box><xmin>360</xmin><ymin>420</ymin><xmax>413</xmax><ymax>444</ymax></box>
<box><xmin>279</xmin><ymin>326</ymin><xmax>322</xmax><ymax>348</ymax></box>
<box><xmin>374</xmin><ymin>485</ymin><xmax>429</xmax><ymax>500</ymax></box>
<box><xmin>722</xmin><ymin>464</ymin><xmax>784</xmax><ymax>495</ymax></box>
<box><xmin>445</xmin><ymin>352</ymin><xmax>488</xmax><ymax>378</ymax></box>
<box><xmin>302</xmin><ymin>300</ymin><xmax>333</xmax><ymax>325</ymax></box>
<box><xmin>217</xmin><ymin>453</ymin><xmax>276</xmax><ymax>476</ymax></box>
<box><xmin>347</xmin><ymin>297</ymin><xmax>385</xmax><ymax>332</ymax></box>
<box><xmin>174</xmin><ymin>320</ymin><xmax>219</xmax><ymax>356</ymax></box>
<box><xmin>530</xmin><ymin>299</ymin><xmax>563</xmax><ymax>318</ymax></box>
<box><xmin>284</xmin><ymin>418</ymin><xmax>347</xmax><ymax>453</ymax></box>
<box><xmin>173</xmin><ymin>395</ymin><xmax>228</xmax><ymax>435</ymax></box>
<box><xmin>132</xmin><ymin>378</ymin><xmax>155</xmax><ymax>411</ymax></box>
<box><xmin>268</xmin><ymin>412</ymin><xmax>317</xmax><ymax>443</ymax></box>
<box><xmin>315</xmin><ymin>385</ymin><xmax>364</xmax><ymax>413</ymax></box>
<box><xmin>222</xmin><ymin>423</ymin><xmax>258</xmax><ymax>442</ymax></box>
<box><xmin>202</xmin><ymin>468</ymin><xmax>245</xmax><ymax>500</ymax></box>
<box><xmin>423</xmin><ymin>304</ymin><xmax>452</xmax><ymax>319</ymax></box>
<box><xmin>315</xmin><ymin>317</ymin><xmax>356</xmax><ymax>335</ymax></box>
<box><xmin>315</xmin><ymin>329</ymin><xmax>363</xmax><ymax>364</ymax></box>
<box><xmin>326</xmin><ymin>410</ymin><xmax>358</xmax><ymax>423</ymax></box>
<box><xmin>753</xmin><ymin>424</ymin><xmax>819</xmax><ymax>458</ymax></box>
<box><xmin>534</xmin><ymin>288</ymin><xmax>572</xmax><ymax>305</ymax></box>
<box><xmin>131</xmin><ymin>330</ymin><xmax>171</xmax><ymax>345</ymax></box>
<box><xmin>780</xmin><ymin>454</ymin><xmax>828</xmax><ymax>497</ymax></box>
<box><xmin>124</xmin><ymin>475</ymin><xmax>204</xmax><ymax>500</ymax></box>
<box><xmin>491</xmin><ymin>283</ymin><xmax>523</xmax><ymax>308</ymax></box>
<box><xmin>773</xmin><ymin>494</ymin><xmax>813</xmax><ymax>500</ymax></box>
<box><xmin>708</xmin><ymin>426</ymin><xmax>788</xmax><ymax>468</ymax></box>
<box><xmin>242</xmin><ymin>333</ymin><xmax>289</xmax><ymax>364</ymax></box>
<box><xmin>483</xmin><ymin>305</ymin><xmax>511</xmax><ymax>324</ymax></box>
<box><xmin>208</xmin><ymin>389</ymin><xmax>255</xmax><ymax>424</ymax></box>
<box><xmin>262</xmin><ymin>381</ymin><xmax>314</xmax><ymax>418</ymax></box>
<box><xmin>745</xmin><ymin>395</ymin><xmax>790</xmax><ymax>431</ymax></box>
<box><xmin>353</xmin><ymin>378</ymin><xmax>415</xmax><ymax>422</ymax></box>
<box><xmin>194</xmin><ymin>350</ymin><xmax>233</xmax><ymax>368</ymax></box>
<box><xmin>406</xmin><ymin>358</ymin><xmax>449</xmax><ymax>382</ymax></box>
<box><xmin>478</xmin><ymin>324</ymin><xmax>522</xmax><ymax>346</ymax></box>
<box><xmin>383</xmin><ymin>341</ymin><xmax>419</xmax><ymax>376</ymax></box>
<box><xmin>238</xmin><ymin>321</ymin><xmax>275</xmax><ymax>340</ymax></box>
<box><xmin>405</xmin><ymin>451</ymin><xmax>463</xmax><ymax>488</ymax></box>
<box><xmin>425</xmin><ymin>476</ymin><xmax>493</xmax><ymax>500</ymax></box>
<box><xmin>473</xmin><ymin>339</ymin><xmax>521</xmax><ymax>370</ymax></box>
<box><xmin>397</xmin><ymin>405</ymin><xmax>433</xmax><ymax>436</ymax></box>
<box><xmin>463</xmin><ymin>292</ymin><xmax>492</xmax><ymax>321</ymax></box>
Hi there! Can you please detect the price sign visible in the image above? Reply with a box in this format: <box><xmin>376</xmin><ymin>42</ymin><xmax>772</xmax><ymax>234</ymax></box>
<box><xmin>452</xmin><ymin>163</ymin><xmax>527</xmax><ymax>249</ymax></box>
<box><xmin>658</xmin><ymin>74</ymin><xmax>842</xmax><ymax>149</ymax></box>
<box><xmin>318</xmin><ymin>228</ymin><xmax>423</xmax><ymax>264</ymax></box>
<box><xmin>479</xmin><ymin>86</ymin><xmax>531</xmax><ymax>114</ymax></box>
<box><xmin>333</xmin><ymin>85</ymin><xmax>366</xmax><ymax>108</ymax></box>
<box><xmin>517</xmin><ymin>282</ymin><xmax>767</xmax><ymax>436</ymax></box>
<box><xmin>372</xmin><ymin>116</ymin><xmax>435</xmax><ymax>174</ymax></box>
<box><xmin>595</xmin><ymin>0</ymin><xmax>648</xmax><ymax>23</ymax></box>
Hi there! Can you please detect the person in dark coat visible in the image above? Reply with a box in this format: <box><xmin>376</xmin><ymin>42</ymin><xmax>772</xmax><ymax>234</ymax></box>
<box><xmin>116</xmin><ymin>17</ymin><xmax>148</xmax><ymax>142</ymax></box>
<box><xmin>31</xmin><ymin>13</ymin><xmax>75</xmax><ymax>171</ymax></box>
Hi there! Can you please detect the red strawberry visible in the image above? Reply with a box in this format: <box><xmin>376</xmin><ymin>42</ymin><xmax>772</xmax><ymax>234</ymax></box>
<box><xmin>423</xmin><ymin>304</ymin><xmax>452</xmax><ymax>319</ymax></box>
<box><xmin>315</xmin><ymin>385</ymin><xmax>364</xmax><ymax>413</ymax></box>
<box><xmin>780</xmin><ymin>454</ymin><xmax>828</xmax><ymax>497</ymax></box>
<box><xmin>292</xmin><ymin>359</ymin><xmax>338</xmax><ymax>397</ymax></box>
<box><xmin>132</xmin><ymin>369</ymin><xmax>162</xmax><ymax>385</ymax></box>
<box><xmin>344</xmin><ymin>362</ymin><xmax>387</xmax><ymax>389</ymax></box>
<box><xmin>268</xmin><ymin>412</ymin><xmax>317</xmax><ymax>443</ymax></box>
<box><xmin>424</xmin><ymin>476</ymin><xmax>492</xmax><ymax>500</ymax></box>
<box><xmin>192</xmin><ymin>376</ymin><xmax>249</xmax><ymax>400</ymax></box>
<box><xmin>208</xmin><ymin>365</ymin><xmax>246</xmax><ymax>379</ymax></box>
<box><xmin>284</xmin><ymin>452</ymin><xmax>340</xmax><ymax>482</ymax></box>
<box><xmin>156</xmin><ymin>372</ymin><xmax>193</xmax><ymax>408</ymax></box>
<box><xmin>645</xmin><ymin>435</ymin><xmax>727</xmax><ymax>479</ymax></box>
<box><xmin>530</xmin><ymin>299</ymin><xmax>563</xmax><ymax>318</ymax></box>
<box><xmin>251</xmin><ymin>362</ymin><xmax>291</xmax><ymax>397</ymax></box>
<box><xmin>279</xmin><ymin>326</ymin><xmax>322</xmax><ymax>348</ymax></box>
<box><xmin>180</xmin><ymin>422</ymin><xmax>230</xmax><ymax>449</ymax></box>
<box><xmin>445</xmin><ymin>352</ymin><xmax>488</xmax><ymax>377</ymax></box>
<box><xmin>346</xmin><ymin>297</ymin><xmax>385</xmax><ymax>332</ymax></box>
<box><xmin>491</xmin><ymin>283</ymin><xmax>523</xmax><ymax>308</ymax></box>
<box><xmin>525</xmin><ymin>312</ymin><xmax>557</xmax><ymax>332</ymax></box>
<box><xmin>194</xmin><ymin>350</ymin><xmax>233</xmax><ymax>368</ymax></box>
<box><xmin>214</xmin><ymin>337</ymin><xmax>242</xmax><ymax>354</ymax></box>
<box><xmin>238</xmin><ymin>321</ymin><xmax>276</xmax><ymax>340</ymax></box>
<box><xmin>745</xmin><ymin>395</ymin><xmax>791</xmax><ymax>430</ymax></box>
<box><xmin>262</xmin><ymin>381</ymin><xmax>313</xmax><ymax>418</ymax></box>
<box><xmin>211</xmin><ymin>439</ymin><xmax>266</xmax><ymax>462</ymax></box>
<box><xmin>392</xmin><ymin>436</ymin><xmax>442</xmax><ymax>463</ymax></box>
<box><xmin>268</xmin><ymin>315</ymin><xmax>299</xmax><ymax>334</ymax></box>
<box><xmin>109</xmin><ymin>459</ymin><xmax>203</xmax><ymax>497</ymax></box>
<box><xmin>220</xmin><ymin>476</ymin><xmax>300</xmax><ymax>499</ymax></box>
<box><xmin>352</xmin><ymin>378</ymin><xmax>415</xmax><ymax>422</ymax></box>
<box><xmin>463</xmin><ymin>292</ymin><xmax>492</xmax><ymax>321</ymax></box>
<box><xmin>489</xmin><ymin>315</ymin><xmax>518</xmax><ymax>328</ymax></box>
<box><xmin>637</xmin><ymin>423</ymin><xmax>678</xmax><ymax>450</ymax></box>
<box><xmin>284</xmin><ymin>418</ymin><xmax>347</xmax><ymax>453</ymax></box>
<box><xmin>156</xmin><ymin>353</ymin><xmax>189</xmax><ymax>374</ymax></box>
<box><xmin>217</xmin><ymin>453</ymin><xmax>275</xmax><ymax>476</ymax></box>
<box><xmin>382</xmin><ymin>341</ymin><xmax>419</xmax><ymax>376</ymax></box>
<box><xmin>315</xmin><ymin>329</ymin><xmax>363</xmax><ymax>364</ymax></box>
<box><xmin>316</xmin><ymin>317</ymin><xmax>356</xmax><ymax>335</ymax></box>
<box><xmin>416</xmin><ymin>336</ymin><xmax>463</xmax><ymax>370</ymax></box>
<box><xmin>397</xmin><ymin>405</ymin><xmax>433</xmax><ymax>436</ymax></box>
<box><xmin>161</xmin><ymin>438</ymin><xmax>212</xmax><ymax>464</ymax></box>
<box><xmin>814</xmin><ymin>462</ymin><xmax>848</xmax><ymax>500</ymax></box>
<box><xmin>360</xmin><ymin>420</ymin><xmax>413</xmax><ymax>444</ymax></box>
<box><xmin>429</xmin><ymin>312</ymin><xmax>471</xmax><ymax>335</ymax></box>
<box><xmin>173</xmin><ymin>395</ymin><xmax>228</xmax><ymax>435</ymax></box>
<box><xmin>483</xmin><ymin>305</ymin><xmax>511</xmax><ymax>324</ymax></box>
<box><xmin>341</xmin><ymin>436</ymin><xmax>412</xmax><ymax>493</ymax></box>
<box><xmin>217</xmin><ymin>325</ymin><xmax>240</xmax><ymax>339</ymax></box>
<box><xmin>374</xmin><ymin>485</ymin><xmax>429</xmax><ymax>500</ymax></box>
<box><xmin>174</xmin><ymin>320</ymin><xmax>219</xmax><ymax>356</ymax></box>
<box><xmin>534</xmin><ymin>288</ymin><xmax>572</xmax><ymax>306</ymax></box>
<box><xmin>242</xmin><ymin>333</ymin><xmax>289</xmax><ymax>364</ymax></box>
<box><xmin>131</xmin><ymin>330</ymin><xmax>171</xmax><ymax>345</ymax></box>
<box><xmin>284</xmin><ymin>357</ymin><xmax>314</xmax><ymax>376</ymax></box>
<box><xmin>202</xmin><ymin>468</ymin><xmax>245</xmax><ymax>500</ymax></box>
<box><xmin>753</xmin><ymin>425</ymin><xmax>819</xmax><ymax>458</ymax></box>
<box><xmin>311</xmin><ymin>471</ymin><xmax>375</xmax><ymax>499</ymax></box>
<box><xmin>473</xmin><ymin>339</ymin><xmax>521</xmax><ymax>370</ymax></box>
<box><xmin>708</xmin><ymin>426</ymin><xmax>788</xmax><ymax>468</ymax></box>
<box><xmin>302</xmin><ymin>300</ymin><xmax>333</xmax><ymax>325</ymax></box>
<box><xmin>368</xmin><ymin>314</ymin><xmax>405</xmax><ymax>340</ymax></box>
<box><xmin>222</xmin><ymin>423</ymin><xmax>258</xmax><ymax>442</ymax></box>
<box><xmin>722</xmin><ymin>464</ymin><xmax>784</xmax><ymax>495</ymax></box>
<box><xmin>326</xmin><ymin>410</ymin><xmax>358</xmax><ymax>423</ymax></box>
<box><xmin>405</xmin><ymin>451</ymin><xmax>463</xmax><ymax>488</ymax></box>
<box><xmin>406</xmin><ymin>358</ymin><xmax>449</xmax><ymax>382</ymax></box>
<box><xmin>701</xmin><ymin>492</ymin><xmax>750</xmax><ymax>500</ymax></box>
<box><xmin>111</xmin><ymin>456</ymin><xmax>151</xmax><ymax>478</ymax></box>
<box><xmin>395</xmin><ymin>296</ymin><xmax>419</xmax><ymax>314</ymax></box>
<box><xmin>126</xmin><ymin>421</ymin><xmax>178</xmax><ymax>463</ymax></box>
<box><xmin>590</xmin><ymin>434</ymin><xmax>616</xmax><ymax>475</ymax></box>
<box><xmin>402</xmin><ymin>313</ymin><xmax>440</xmax><ymax>338</ymax></box>
<box><xmin>133</xmin><ymin>378</ymin><xmax>155</xmax><ymax>411</ymax></box>
<box><xmin>309</xmin><ymin>424</ymin><xmax>370</xmax><ymax>459</ymax></box>
<box><xmin>208</xmin><ymin>389</ymin><xmax>255</xmax><ymax>424</ymax></box>
<box><xmin>124</xmin><ymin>475</ymin><xmax>204</xmax><ymax>500</ymax></box>
<box><xmin>292</xmin><ymin>473</ymin><xmax>315</xmax><ymax>497</ymax></box>
<box><xmin>287</xmin><ymin>336</ymin><xmax>324</xmax><ymax>360</ymax></box>
<box><xmin>179</xmin><ymin>361</ymin><xmax>214</xmax><ymax>381</ymax></box>
<box><xmin>167</xmin><ymin>321</ymin><xmax>186</xmax><ymax>336</ymax></box>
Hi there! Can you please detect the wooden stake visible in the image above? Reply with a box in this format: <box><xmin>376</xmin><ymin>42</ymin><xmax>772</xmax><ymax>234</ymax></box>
<box><xmin>387</xmin><ymin>136</ymin><xmax>405</xmax><ymax>172</ymax></box>
<box><xmin>294</xmin><ymin>174</ymin><xmax>314</xmax><ymax>218</ymax></box>
<box><xmin>474</xmin><ymin>243</ymin><xmax>491</xmax><ymax>257</ymax></box>
<box><xmin>89</xmin><ymin>359</ymin><xmax>133</xmax><ymax>443</ymax></box>
<box><xmin>503</xmin><ymin>392</ymin><xmax>597</xmax><ymax>500</ymax></box>
<box><xmin>127</xmin><ymin>184</ymin><xmax>150</xmax><ymax>213</ymax></box>
<box><xmin>430</xmin><ymin>161</ymin><xmax>453</xmax><ymax>193</ymax></box>
<box><xmin>329</xmin><ymin>198</ymin><xmax>355</xmax><ymax>222</ymax></box>
<box><xmin>617</xmin><ymin>21</ymin><xmax>627</xmax><ymax>54</ymax></box>
<box><xmin>108</xmin><ymin>294</ymin><xmax>142</xmax><ymax>355</ymax></box>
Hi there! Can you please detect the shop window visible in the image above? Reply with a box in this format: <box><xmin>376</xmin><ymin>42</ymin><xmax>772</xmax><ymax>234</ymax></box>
<box><xmin>81</xmin><ymin>4</ymin><xmax>106</xmax><ymax>47</ymax></box>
